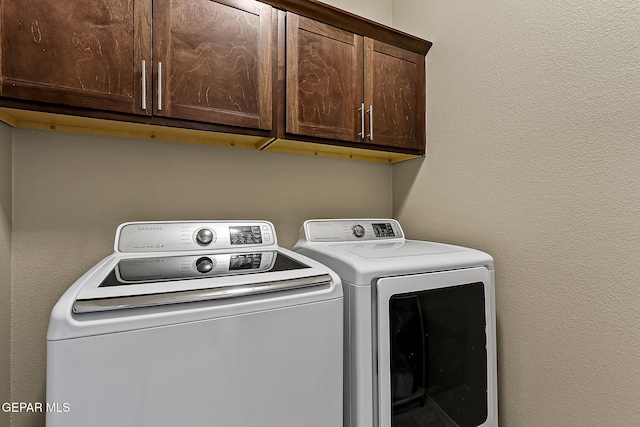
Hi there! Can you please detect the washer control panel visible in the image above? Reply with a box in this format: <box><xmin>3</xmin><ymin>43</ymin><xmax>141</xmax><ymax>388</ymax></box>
<box><xmin>303</xmin><ymin>219</ymin><xmax>404</xmax><ymax>242</ymax></box>
<box><xmin>116</xmin><ymin>221</ymin><xmax>276</xmax><ymax>253</ymax></box>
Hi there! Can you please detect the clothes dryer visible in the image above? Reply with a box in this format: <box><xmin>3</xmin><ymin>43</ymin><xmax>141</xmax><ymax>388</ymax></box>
<box><xmin>47</xmin><ymin>220</ymin><xmax>343</xmax><ymax>427</ymax></box>
<box><xmin>294</xmin><ymin>219</ymin><xmax>498</xmax><ymax>427</ymax></box>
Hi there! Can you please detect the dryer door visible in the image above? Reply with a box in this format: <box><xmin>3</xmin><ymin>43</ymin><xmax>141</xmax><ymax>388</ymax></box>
<box><xmin>376</xmin><ymin>267</ymin><xmax>497</xmax><ymax>427</ymax></box>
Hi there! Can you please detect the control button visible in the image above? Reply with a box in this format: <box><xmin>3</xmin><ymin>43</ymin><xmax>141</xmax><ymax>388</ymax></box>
<box><xmin>262</xmin><ymin>225</ymin><xmax>269</xmax><ymax>231</ymax></box>
<box><xmin>195</xmin><ymin>257</ymin><xmax>214</xmax><ymax>273</ymax></box>
<box><xmin>352</xmin><ymin>225</ymin><xmax>365</xmax><ymax>238</ymax></box>
<box><xmin>195</xmin><ymin>228</ymin><xmax>215</xmax><ymax>246</ymax></box>
<box><xmin>264</xmin><ymin>233</ymin><xmax>271</xmax><ymax>241</ymax></box>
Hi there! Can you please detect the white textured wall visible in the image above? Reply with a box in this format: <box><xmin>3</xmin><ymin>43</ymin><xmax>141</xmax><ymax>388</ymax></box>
<box><xmin>393</xmin><ymin>0</ymin><xmax>640</xmax><ymax>425</ymax></box>
<box><xmin>10</xmin><ymin>129</ymin><xmax>392</xmax><ymax>427</ymax></box>
<box><xmin>0</xmin><ymin>122</ymin><xmax>12</xmax><ymax>427</ymax></box>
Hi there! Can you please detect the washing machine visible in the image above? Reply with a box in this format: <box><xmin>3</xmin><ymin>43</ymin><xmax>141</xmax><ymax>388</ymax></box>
<box><xmin>294</xmin><ymin>219</ymin><xmax>498</xmax><ymax>427</ymax></box>
<box><xmin>47</xmin><ymin>220</ymin><xmax>343</xmax><ymax>427</ymax></box>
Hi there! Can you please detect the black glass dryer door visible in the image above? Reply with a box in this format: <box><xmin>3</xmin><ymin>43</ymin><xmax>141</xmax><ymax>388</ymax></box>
<box><xmin>376</xmin><ymin>267</ymin><xmax>495</xmax><ymax>427</ymax></box>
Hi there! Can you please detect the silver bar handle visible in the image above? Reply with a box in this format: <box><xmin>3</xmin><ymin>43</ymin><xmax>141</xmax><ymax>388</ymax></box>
<box><xmin>141</xmin><ymin>60</ymin><xmax>147</xmax><ymax>110</ymax></box>
<box><xmin>358</xmin><ymin>103</ymin><xmax>365</xmax><ymax>138</ymax></box>
<box><xmin>366</xmin><ymin>104</ymin><xmax>373</xmax><ymax>141</ymax></box>
<box><xmin>72</xmin><ymin>274</ymin><xmax>333</xmax><ymax>313</ymax></box>
<box><xmin>157</xmin><ymin>61</ymin><xmax>163</xmax><ymax>111</ymax></box>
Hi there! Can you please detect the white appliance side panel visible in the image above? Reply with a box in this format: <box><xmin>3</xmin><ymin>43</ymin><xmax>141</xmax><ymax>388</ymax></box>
<box><xmin>47</xmin><ymin>299</ymin><xmax>343</xmax><ymax>427</ymax></box>
<box><xmin>346</xmin><ymin>283</ymin><xmax>374</xmax><ymax>427</ymax></box>
<box><xmin>376</xmin><ymin>267</ymin><xmax>498</xmax><ymax>427</ymax></box>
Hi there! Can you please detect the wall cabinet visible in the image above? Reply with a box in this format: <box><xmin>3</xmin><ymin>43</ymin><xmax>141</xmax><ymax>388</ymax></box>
<box><xmin>286</xmin><ymin>13</ymin><xmax>425</xmax><ymax>151</ymax></box>
<box><xmin>0</xmin><ymin>0</ymin><xmax>431</xmax><ymax>162</ymax></box>
<box><xmin>286</xmin><ymin>14</ymin><xmax>363</xmax><ymax>143</ymax></box>
<box><xmin>364</xmin><ymin>39</ymin><xmax>425</xmax><ymax>150</ymax></box>
<box><xmin>1</xmin><ymin>0</ymin><xmax>150</xmax><ymax>115</ymax></box>
<box><xmin>153</xmin><ymin>0</ymin><xmax>273</xmax><ymax>129</ymax></box>
<box><xmin>1</xmin><ymin>0</ymin><xmax>273</xmax><ymax>130</ymax></box>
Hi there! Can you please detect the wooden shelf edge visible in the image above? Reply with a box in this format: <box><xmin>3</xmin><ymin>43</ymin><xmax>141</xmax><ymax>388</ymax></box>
<box><xmin>0</xmin><ymin>108</ymin><xmax>271</xmax><ymax>151</ymax></box>
<box><xmin>263</xmin><ymin>139</ymin><xmax>420</xmax><ymax>163</ymax></box>
<box><xmin>0</xmin><ymin>107</ymin><xmax>420</xmax><ymax>163</ymax></box>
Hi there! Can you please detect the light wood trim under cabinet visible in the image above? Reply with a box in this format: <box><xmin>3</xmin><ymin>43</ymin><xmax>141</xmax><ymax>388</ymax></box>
<box><xmin>0</xmin><ymin>108</ymin><xmax>419</xmax><ymax>163</ymax></box>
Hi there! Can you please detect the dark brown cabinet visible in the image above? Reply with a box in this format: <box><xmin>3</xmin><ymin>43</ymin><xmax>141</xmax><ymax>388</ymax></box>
<box><xmin>153</xmin><ymin>0</ymin><xmax>273</xmax><ymax>130</ymax></box>
<box><xmin>364</xmin><ymin>39</ymin><xmax>425</xmax><ymax>150</ymax></box>
<box><xmin>286</xmin><ymin>14</ymin><xmax>363</xmax><ymax>143</ymax></box>
<box><xmin>0</xmin><ymin>0</ymin><xmax>431</xmax><ymax>161</ymax></box>
<box><xmin>1</xmin><ymin>0</ymin><xmax>273</xmax><ymax>130</ymax></box>
<box><xmin>286</xmin><ymin>13</ymin><xmax>425</xmax><ymax>152</ymax></box>
<box><xmin>1</xmin><ymin>0</ymin><xmax>151</xmax><ymax>115</ymax></box>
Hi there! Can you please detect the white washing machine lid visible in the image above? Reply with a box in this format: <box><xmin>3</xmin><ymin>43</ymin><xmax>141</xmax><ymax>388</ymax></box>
<box><xmin>48</xmin><ymin>221</ymin><xmax>343</xmax><ymax>341</ymax></box>
<box><xmin>294</xmin><ymin>219</ymin><xmax>494</xmax><ymax>285</ymax></box>
<box><xmin>73</xmin><ymin>249</ymin><xmax>332</xmax><ymax>313</ymax></box>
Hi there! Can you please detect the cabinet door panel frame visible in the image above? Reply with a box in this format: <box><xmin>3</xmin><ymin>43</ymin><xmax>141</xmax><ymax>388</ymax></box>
<box><xmin>364</xmin><ymin>38</ymin><xmax>425</xmax><ymax>151</ymax></box>
<box><xmin>0</xmin><ymin>0</ymin><xmax>152</xmax><ymax>115</ymax></box>
<box><xmin>153</xmin><ymin>0</ymin><xmax>273</xmax><ymax>130</ymax></box>
<box><xmin>286</xmin><ymin>13</ymin><xmax>363</xmax><ymax>143</ymax></box>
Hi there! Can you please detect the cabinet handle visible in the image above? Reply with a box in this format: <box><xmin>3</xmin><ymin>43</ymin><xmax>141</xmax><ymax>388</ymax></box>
<box><xmin>141</xmin><ymin>60</ymin><xmax>147</xmax><ymax>110</ymax></box>
<box><xmin>366</xmin><ymin>105</ymin><xmax>373</xmax><ymax>141</ymax></box>
<box><xmin>157</xmin><ymin>61</ymin><xmax>163</xmax><ymax>111</ymax></box>
<box><xmin>358</xmin><ymin>103</ymin><xmax>365</xmax><ymax>138</ymax></box>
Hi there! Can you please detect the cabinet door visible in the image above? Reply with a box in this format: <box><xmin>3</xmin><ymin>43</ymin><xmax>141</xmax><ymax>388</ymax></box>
<box><xmin>286</xmin><ymin>13</ymin><xmax>363</xmax><ymax>143</ymax></box>
<box><xmin>364</xmin><ymin>39</ymin><xmax>425</xmax><ymax>151</ymax></box>
<box><xmin>154</xmin><ymin>0</ymin><xmax>273</xmax><ymax>130</ymax></box>
<box><xmin>1</xmin><ymin>0</ymin><xmax>151</xmax><ymax>115</ymax></box>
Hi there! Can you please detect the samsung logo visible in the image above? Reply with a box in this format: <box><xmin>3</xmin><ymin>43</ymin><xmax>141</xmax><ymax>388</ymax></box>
<box><xmin>137</xmin><ymin>227</ymin><xmax>163</xmax><ymax>231</ymax></box>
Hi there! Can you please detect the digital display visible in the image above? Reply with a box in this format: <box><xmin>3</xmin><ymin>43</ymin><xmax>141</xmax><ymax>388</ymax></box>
<box><xmin>229</xmin><ymin>254</ymin><xmax>262</xmax><ymax>271</ymax></box>
<box><xmin>230</xmin><ymin>226</ymin><xmax>262</xmax><ymax>245</ymax></box>
<box><xmin>372</xmin><ymin>223</ymin><xmax>396</xmax><ymax>238</ymax></box>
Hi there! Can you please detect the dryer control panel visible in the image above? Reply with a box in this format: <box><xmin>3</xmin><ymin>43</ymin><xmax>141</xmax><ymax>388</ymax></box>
<box><xmin>116</xmin><ymin>221</ymin><xmax>276</xmax><ymax>253</ymax></box>
<box><xmin>303</xmin><ymin>219</ymin><xmax>404</xmax><ymax>242</ymax></box>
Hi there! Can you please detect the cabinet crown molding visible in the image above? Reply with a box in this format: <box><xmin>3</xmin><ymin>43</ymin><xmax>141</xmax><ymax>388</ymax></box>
<box><xmin>260</xmin><ymin>0</ymin><xmax>432</xmax><ymax>54</ymax></box>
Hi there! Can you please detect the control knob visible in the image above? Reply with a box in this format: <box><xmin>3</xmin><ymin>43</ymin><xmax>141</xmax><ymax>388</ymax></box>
<box><xmin>195</xmin><ymin>257</ymin><xmax>214</xmax><ymax>273</ymax></box>
<box><xmin>195</xmin><ymin>228</ymin><xmax>215</xmax><ymax>246</ymax></box>
<box><xmin>352</xmin><ymin>224</ymin><xmax>365</xmax><ymax>238</ymax></box>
